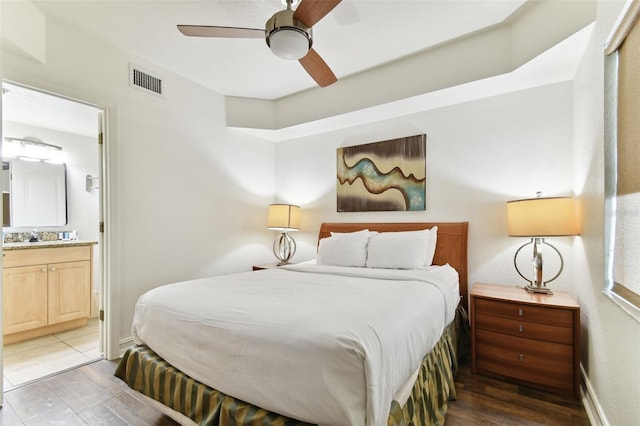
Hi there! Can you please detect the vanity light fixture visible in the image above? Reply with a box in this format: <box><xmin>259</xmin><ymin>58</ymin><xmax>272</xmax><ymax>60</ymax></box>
<box><xmin>3</xmin><ymin>137</ymin><xmax>68</xmax><ymax>164</ymax></box>
<box><xmin>507</xmin><ymin>193</ymin><xmax>579</xmax><ymax>294</ymax></box>
<box><xmin>267</xmin><ymin>204</ymin><xmax>301</xmax><ymax>265</ymax></box>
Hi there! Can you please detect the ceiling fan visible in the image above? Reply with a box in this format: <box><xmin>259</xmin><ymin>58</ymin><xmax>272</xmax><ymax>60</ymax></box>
<box><xmin>178</xmin><ymin>0</ymin><xmax>342</xmax><ymax>88</ymax></box>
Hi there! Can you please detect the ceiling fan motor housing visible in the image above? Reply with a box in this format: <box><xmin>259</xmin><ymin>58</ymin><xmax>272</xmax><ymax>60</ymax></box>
<box><xmin>265</xmin><ymin>9</ymin><xmax>312</xmax><ymax>60</ymax></box>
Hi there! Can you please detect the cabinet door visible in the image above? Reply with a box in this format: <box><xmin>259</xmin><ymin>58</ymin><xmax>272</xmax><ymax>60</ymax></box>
<box><xmin>3</xmin><ymin>265</ymin><xmax>48</xmax><ymax>334</ymax></box>
<box><xmin>48</xmin><ymin>261</ymin><xmax>91</xmax><ymax>324</ymax></box>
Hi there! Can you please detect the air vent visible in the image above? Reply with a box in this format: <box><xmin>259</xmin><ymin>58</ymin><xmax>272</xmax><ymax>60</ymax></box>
<box><xmin>129</xmin><ymin>64</ymin><xmax>163</xmax><ymax>96</ymax></box>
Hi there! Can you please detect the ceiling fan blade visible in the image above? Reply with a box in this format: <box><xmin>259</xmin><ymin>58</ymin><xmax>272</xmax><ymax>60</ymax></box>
<box><xmin>293</xmin><ymin>0</ymin><xmax>342</xmax><ymax>27</ymax></box>
<box><xmin>177</xmin><ymin>25</ymin><xmax>264</xmax><ymax>39</ymax></box>
<box><xmin>299</xmin><ymin>48</ymin><xmax>337</xmax><ymax>87</ymax></box>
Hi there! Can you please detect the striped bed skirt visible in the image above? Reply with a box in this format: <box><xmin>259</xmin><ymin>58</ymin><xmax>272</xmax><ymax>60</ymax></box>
<box><xmin>115</xmin><ymin>305</ymin><xmax>468</xmax><ymax>426</ymax></box>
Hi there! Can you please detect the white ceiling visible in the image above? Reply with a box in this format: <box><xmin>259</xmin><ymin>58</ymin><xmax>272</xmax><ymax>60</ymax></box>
<box><xmin>2</xmin><ymin>1</ymin><xmax>595</xmax><ymax>140</ymax></box>
<box><xmin>2</xmin><ymin>82</ymin><xmax>101</xmax><ymax>138</ymax></box>
<box><xmin>32</xmin><ymin>0</ymin><xmax>528</xmax><ymax>100</ymax></box>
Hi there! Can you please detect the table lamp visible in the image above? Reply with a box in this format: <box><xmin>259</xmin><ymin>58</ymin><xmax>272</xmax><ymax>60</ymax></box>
<box><xmin>507</xmin><ymin>195</ymin><xmax>579</xmax><ymax>294</ymax></box>
<box><xmin>267</xmin><ymin>204</ymin><xmax>301</xmax><ymax>265</ymax></box>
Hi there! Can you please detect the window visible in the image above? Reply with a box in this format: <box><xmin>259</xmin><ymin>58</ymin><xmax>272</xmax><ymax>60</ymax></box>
<box><xmin>604</xmin><ymin>0</ymin><xmax>640</xmax><ymax>316</ymax></box>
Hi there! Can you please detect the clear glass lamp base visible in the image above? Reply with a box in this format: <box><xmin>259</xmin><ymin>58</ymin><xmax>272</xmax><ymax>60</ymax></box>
<box><xmin>514</xmin><ymin>237</ymin><xmax>563</xmax><ymax>296</ymax></box>
<box><xmin>273</xmin><ymin>232</ymin><xmax>296</xmax><ymax>265</ymax></box>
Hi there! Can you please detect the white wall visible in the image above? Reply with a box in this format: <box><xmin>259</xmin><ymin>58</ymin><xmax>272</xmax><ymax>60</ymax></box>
<box><xmin>0</xmin><ymin>7</ymin><xmax>277</xmax><ymax>357</ymax></box>
<box><xmin>573</xmin><ymin>1</ymin><xmax>640</xmax><ymax>425</ymax></box>
<box><xmin>276</xmin><ymin>82</ymin><xmax>576</xmax><ymax>293</ymax></box>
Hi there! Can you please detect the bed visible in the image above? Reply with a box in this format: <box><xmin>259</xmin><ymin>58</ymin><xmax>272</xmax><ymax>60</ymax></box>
<box><xmin>115</xmin><ymin>222</ymin><xmax>469</xmax><ymax>426</ymax></box>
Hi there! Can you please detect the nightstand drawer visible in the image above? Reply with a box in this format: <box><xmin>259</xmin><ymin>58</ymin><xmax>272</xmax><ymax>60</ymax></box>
<box><xmin>475</xmin><ymin>298</ymin><xmax>573</xmax><ymax>326</ymax></box>
<box><xmin>475</xmin><ymin>313</ymin><xmax>573</xmax><ymax>344</ymax></box>
<box><xmin>476</xmin><ymin>329</ymin><xmax>573</xmax><ymax>390</ymax></box>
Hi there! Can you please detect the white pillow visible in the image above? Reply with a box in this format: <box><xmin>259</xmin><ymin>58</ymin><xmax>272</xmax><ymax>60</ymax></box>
<box><xmin>330</xmin><ymin>229</ymin><xmax>376</xmax><ymax>237</ymax></box>
<box><xmin>366</xmin><ymin>227</ymin><xmax>438</xmax><ymax>269</ymax></box>
<box><xmin>317</xmin><ymin>233</ymin><xmax>371</xmax><ymax>267</ymax></box>
<box><xmin>425</xmin><ymin>226</ymin><xmax>438</xmax><ymax>266</ymax></box>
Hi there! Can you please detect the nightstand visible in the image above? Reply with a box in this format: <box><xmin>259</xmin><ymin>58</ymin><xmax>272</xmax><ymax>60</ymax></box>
<box><xmin>470</xmin><ymin>283</ymin><xmax>580</xmax><ymax>398</ymax></box>
<box><xmin>252</xmin><ymin>263</ymin><xmax>280</xmax><ymax>271</ymax></box>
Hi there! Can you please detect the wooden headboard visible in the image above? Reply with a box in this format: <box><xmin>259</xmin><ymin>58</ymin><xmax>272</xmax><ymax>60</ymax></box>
<box><xmin>318</xmin><ymin>222</ymin><xmax>469</xmax><ymax>308</ymax></box>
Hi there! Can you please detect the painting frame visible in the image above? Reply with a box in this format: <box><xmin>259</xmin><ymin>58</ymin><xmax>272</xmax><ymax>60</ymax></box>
<box><xmin>336</xmin><ymin>134</ymin><xmax>427</xmax><ymax>212</ymax></box>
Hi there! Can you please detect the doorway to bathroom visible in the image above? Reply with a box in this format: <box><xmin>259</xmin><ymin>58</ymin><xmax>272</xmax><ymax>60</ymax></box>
<box><xmin>1</xmin><ymin>81</ymin><xmax>106</xmax><ymax>391</ymax></box>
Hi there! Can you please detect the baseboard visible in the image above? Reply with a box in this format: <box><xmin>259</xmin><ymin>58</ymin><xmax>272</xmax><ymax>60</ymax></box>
<box><xmin>118</xmin><ymin>336</ymin><xmax>134</xmax><ymax>358</ymax></box>
<box><xmin>580</xmin><ymin>363</ymin><xmax>609</xmax><ymax>426</ymax></box>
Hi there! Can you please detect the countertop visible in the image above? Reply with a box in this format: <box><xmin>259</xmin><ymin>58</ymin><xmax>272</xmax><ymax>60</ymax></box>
<box><xmin>3</xmin><ymin>240</ymin><xmax>98</xmax><ymax>250</ymax></box>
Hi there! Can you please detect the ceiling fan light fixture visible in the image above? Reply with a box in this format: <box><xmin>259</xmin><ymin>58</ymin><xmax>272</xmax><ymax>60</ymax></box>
<box><xmin>268</xmin><ymin>28</ymin><xmax>310</xmax><ymax>60</ymax></box>
<box><xmin>265</xmin><ymin>7</ymin><xmax>311</xmax><ymax>61</ymax></box>
<box><xmin>179</xmin><ymin>0</ymin><xmax>340</xmax><ymax>87</ymax></box>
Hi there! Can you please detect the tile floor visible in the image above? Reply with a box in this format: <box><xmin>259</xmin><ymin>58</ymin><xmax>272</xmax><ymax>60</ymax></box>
<box><xmin>3</xmin><ymin>318</ymin><xmax>101</xmax><ymax>391</ymax></box>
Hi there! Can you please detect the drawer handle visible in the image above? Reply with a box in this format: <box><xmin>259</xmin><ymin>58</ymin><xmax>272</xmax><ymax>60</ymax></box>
<box><xmin>518</xmin><ymin>308</ymin><xmax>523</xmax><ymax>316</ymax></box>
<box><xmin>519</xmin><ymin>354</ymin><xmax>525</xmax><ymax>362</ymax></box>
<box><xmin>518</xmin><ymin>324</ymin><xmax>524</xmax><ymax>333</ymax></box>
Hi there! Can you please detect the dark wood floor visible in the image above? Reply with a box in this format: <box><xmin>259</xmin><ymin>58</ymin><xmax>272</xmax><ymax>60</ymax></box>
<box><xmin>1</xmin><ymin>359</ymin><xmax>179</xmax><ymax>426</ymax></box>
<box><xmin>0</xmin><ymin>358</ymin><xmax>589</xmax><ymax>425</ymax></box>
<box><xmin>447</xmin><ymin>360</ymin><xmax>589</xmax><ymax>425</ymax></box>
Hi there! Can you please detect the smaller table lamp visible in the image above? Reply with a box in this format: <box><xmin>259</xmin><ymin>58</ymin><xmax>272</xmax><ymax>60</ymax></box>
<box><xmin>267</xmin><ymin>204</ymin><xmax>301</xmax><ymax>265</ymax></box>
<box><xmin>507</xmin><ymin>195</ymin><xmax>579</xmax><ymax>294</ymax></box>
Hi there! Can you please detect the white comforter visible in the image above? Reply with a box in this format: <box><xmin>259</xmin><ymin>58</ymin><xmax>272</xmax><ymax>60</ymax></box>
<box><xmin>132</xmin><ymin>263</ymin><xmax>459</xmax><ymax>426</ymax></box>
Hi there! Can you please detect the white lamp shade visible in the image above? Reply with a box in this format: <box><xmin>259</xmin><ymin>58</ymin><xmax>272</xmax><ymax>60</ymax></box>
<box><xmin>267</xmin><ymin>204</ymin><xmax>301</xmax><ymax>231</ymax></box>
<box><xmin>268</xmin><ymin>29</ymin><xmax>309</xmax><ymax>60</ymax></box>
<box><xmin>507</xmin><ymin>197</ymin><xmax>579</xmax><ymax>237</ymax></box>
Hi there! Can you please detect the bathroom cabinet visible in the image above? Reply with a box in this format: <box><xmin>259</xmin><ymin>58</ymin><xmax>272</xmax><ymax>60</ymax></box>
<box><xmin>2</xmin><ymin>243</ymin><xmax>93</xmax><ymax>344</ymax></box>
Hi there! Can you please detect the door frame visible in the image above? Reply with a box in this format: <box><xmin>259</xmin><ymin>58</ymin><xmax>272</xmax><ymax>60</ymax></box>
<box><xmin>0</xmin><ymin>81</ymin><xmax>110</xmax><ymax>400</ymax></box>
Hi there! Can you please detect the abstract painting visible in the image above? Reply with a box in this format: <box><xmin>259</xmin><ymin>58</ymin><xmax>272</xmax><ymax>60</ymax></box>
<box><xmin>337</xmin><ymin>134</ymin><xmax>426</xmax><ymax>212</ymax></box>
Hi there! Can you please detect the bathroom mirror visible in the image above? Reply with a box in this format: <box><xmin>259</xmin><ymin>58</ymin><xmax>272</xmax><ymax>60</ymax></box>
<box><xmin>2</xmin><ymin>159</ymin><xmax>68</xmax><ymax>227</ymax></box>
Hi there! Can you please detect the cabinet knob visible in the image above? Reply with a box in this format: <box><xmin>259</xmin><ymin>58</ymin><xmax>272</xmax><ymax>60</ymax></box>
<box><xmin>519</xmin><ymin>354</ymin><xmax>525</xmax><ymax>362</ymax></box>
<box><xmin>50</xmin><ymin>267</ymin><xmax>56</xmax><ymax>272</ymax></box>
<box><xmin>518</xmin><ymin>308</ymin><xmax>523</xmax><ymax>316</ymax></box>
<box><xmin>41</xmin><ymin>268</ymin><xmax>47</xmax><ymax>273</ymax></box>
<box><xmin>518</xmin><ymin>324</ymin><xmax>524</xmax><ymax>333</ymax></box>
